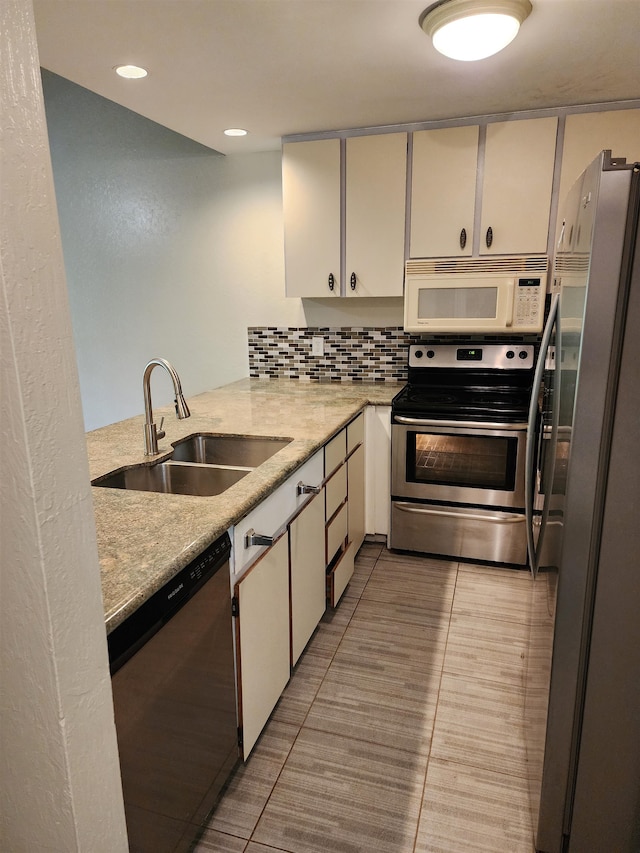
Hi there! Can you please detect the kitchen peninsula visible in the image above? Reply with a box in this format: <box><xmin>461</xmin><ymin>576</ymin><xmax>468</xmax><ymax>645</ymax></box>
<box><xmin>89</xmin><ymin>378</ymin><xmax>402</xmax><ymax>633</ymax></box>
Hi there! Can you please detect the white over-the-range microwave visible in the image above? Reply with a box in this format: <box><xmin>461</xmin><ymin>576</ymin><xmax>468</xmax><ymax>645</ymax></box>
<box><xmin>403</xmin><ymin>255</ymin><xmax>549</xmax><ymax>334</ymax></box>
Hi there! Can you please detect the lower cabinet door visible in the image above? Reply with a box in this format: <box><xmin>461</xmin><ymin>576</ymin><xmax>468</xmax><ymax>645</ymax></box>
<box><xmin>289</xmin><ymin>492</ymin><xmax>326</xmax><ymax>666</ymax></box>
<box><xmin>235</xmin><ymin>534</ymin><xmax>290</xmax><ymax>759</ymax></box>
<box><xmin>348</xmin><ymin>443</ymin><xmax>365</xmax><ymax>554</ymax></box>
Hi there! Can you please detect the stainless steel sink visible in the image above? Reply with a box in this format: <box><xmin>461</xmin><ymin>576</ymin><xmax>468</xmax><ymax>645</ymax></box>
<box><xmin>170</xmin><ymin>434</ymin><xmax>291</xmax><ymax>467</ymax></box>
<box><xmin>92</xmin><ymin>461</ymin><xmax>249</xmax><ymax>497</ymax></box>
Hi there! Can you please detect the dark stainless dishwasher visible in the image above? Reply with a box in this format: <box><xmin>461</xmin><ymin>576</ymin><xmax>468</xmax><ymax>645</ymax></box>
<box><xmin>108</xmin><ymin>532</ymin><xmax>238</xmax><ymax>853</ymax></box>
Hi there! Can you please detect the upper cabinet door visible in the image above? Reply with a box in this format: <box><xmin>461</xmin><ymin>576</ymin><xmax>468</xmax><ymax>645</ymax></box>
<box><xmin>410</xmin><ymin>125</ymin><xmax>479</xmax><ymax>258</ymax></box>
<box><xmin>345</xmin><ymin>133</ymin><xmax>407</xmax><ymax>297</ymax></box>
<box><xmin>480</xmin><ymin>117</ymin><xmax>558</xmax><ymax>255</ymax></box>
<box><xmin>558</xmin><ymin>109</ymin><xmax>640</xmax><ymax>206</ymax></box>
<box><xmin>283</xmin><ymin>139</ymin><xmax>341</xmax><ymax>297</ymax></box>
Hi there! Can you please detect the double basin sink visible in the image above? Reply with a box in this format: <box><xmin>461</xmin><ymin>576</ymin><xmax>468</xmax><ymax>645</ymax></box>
<box><xmin>92</xmin><ymin>434</ymin><xmax>292</xmax><ymax>497</ymax></box>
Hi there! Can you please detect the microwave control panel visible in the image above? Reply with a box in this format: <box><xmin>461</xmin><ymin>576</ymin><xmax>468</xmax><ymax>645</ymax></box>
<box><xmin>513</xmin><ymin>277</ymin><xmax>544</xmax><ymax>329</ymax></box>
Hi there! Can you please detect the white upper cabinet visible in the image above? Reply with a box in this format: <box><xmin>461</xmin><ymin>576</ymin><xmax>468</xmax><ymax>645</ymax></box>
<box><xmin>557</xmin><ymin>109</ymin><xmax>640</xmax><ymax>206</ymax></box>
<box><xmin>479</xmin><ymin>116</ymin><xmax>558</xmax><ymax>255</ymax></box>
<box><xmin>282</xmin><ymin>138</ymin><xmax>341</xmax><ymax>297</ymax></box>
<box><xmin>410</xmin><ymin>125</ymin><xmax>479</xmax><ymax>258</ymax></box>
<box><xmin>345</xmin><ymin>133</ymin><xmax>407</xmax><ymax>297</ymax></box>
<box><xmin>283</xmin><ymin>134</ymin><xmax>406</xmax><ymax>298</ymax></box>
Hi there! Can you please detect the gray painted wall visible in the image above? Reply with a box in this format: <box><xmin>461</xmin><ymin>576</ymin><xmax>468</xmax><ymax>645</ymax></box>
<box><xmin>42</xmin><ymin>70</ymin><xmax>300</xmax><ymax>429</ymax></box>
<box><xmin>42</xmin><ymin>70</ymin><xmax>404</xmax><ymax>431</ymax></box>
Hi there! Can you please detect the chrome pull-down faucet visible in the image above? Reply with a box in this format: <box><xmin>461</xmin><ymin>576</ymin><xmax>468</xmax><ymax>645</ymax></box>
<box><xmin>143</xmin><ymin>358</ymin><xmax>191</xmax><ymax>455</ymax></box>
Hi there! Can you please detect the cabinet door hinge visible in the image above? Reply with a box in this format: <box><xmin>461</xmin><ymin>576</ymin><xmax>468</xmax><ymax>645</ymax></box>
<box><xmin>231</xmin><ymin>596</ymin><xmax>239</xmax><ymax>618</ymax></box>
<box><xmin>237</xmin><ymin>726</ymin><xmax>243</xmax><ymax>749</ymax></box>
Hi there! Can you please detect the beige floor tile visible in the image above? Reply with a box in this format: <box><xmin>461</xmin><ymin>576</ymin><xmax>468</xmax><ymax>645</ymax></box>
<box><xmin>416</xmin><ymin>758</ymin><xmax>534</xmax><ymax>853</ymax></box>
<box><xmin>252</xmin><ymin>728</ymin><xmax>425</xmax><ymax>853</ymax></box>
<box><xmin>443</xmin><ymin>611</ymin><xmax>529</xmax><ymax>687</ymax></box>
<box><xmin>272</xmin><ymin>647</ymin><xmax>329</xmax><ymax>727</ymax></box>
<box><xmin>431</xmin><ymin>673</ymin><xmax>528</xmax><ymax>778</ymax></box>
<box><xmin>193</xmin><ymin>828</ymin><xmax>248</xmax><ymax>852</ymax></box>
<box><xmin>304</xmin><ymin>654</ymin><xmax>441</xmax><ymax>755</ymax></box>
<box><xmin>453</xmin><ymin>564</ymin><xmax>532</xmax><ymax>624</ymax></box>
<box><xmin>205</xmin><ymin>720</ymin><xmax>298</xmax><ymax>840</ymax></box>
<box><xmin>363</xmin><ymin>553</ymin><xmax>458</xmax><ymax>615</ymax></box>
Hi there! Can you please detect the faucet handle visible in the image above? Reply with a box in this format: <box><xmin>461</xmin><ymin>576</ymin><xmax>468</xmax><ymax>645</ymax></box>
<box><xmin>156</xmin><ymin>417</ymin><xmax>165</xmax><ymax>440</ymax></box>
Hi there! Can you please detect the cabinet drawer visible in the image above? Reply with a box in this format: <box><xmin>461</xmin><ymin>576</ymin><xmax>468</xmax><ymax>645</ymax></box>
<box><xmin>347</xmin><ymin>413</ymin><xmax>364</xmax><ymax>454</ymax></box>
<box><xmin>233</xmin><ymin>450</ymin><xmax>323</xmax><ymax>577</ymax></box>
<box><xmin>326</xmin><ymin>502</ymin><xmax>348</xmax><ymax>565</ymax></box>
<box><xmin>327</xmin><ymin>541</ymin><xmax>355</xmax><ymax>607</ymax></box>
<box><xmin>325</xmin><ymin>464</ymin><xmax>347</xmax><ymax>522</ymax></box>
<box><xmin>325</xmin><ymin>429</ymin><xmax>347</xmax><ymax>476</ymax></box>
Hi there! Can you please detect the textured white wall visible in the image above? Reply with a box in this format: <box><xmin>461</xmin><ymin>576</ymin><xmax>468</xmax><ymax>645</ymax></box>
<box><xmin>42</xmin><ymin>72</ymin><xmax>403</xmax><ymax>431</ymax></box>
<box><xmin>0</xmin><ymin>3</ymin><xmax>127</xmax><ymax>850</ymax></box>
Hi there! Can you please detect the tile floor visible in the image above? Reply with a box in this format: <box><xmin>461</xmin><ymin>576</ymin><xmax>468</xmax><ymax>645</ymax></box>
<box><xmin>194</xmin><ymin>542</ymin><xmax>541</xmax><ymax>853</ymax></box>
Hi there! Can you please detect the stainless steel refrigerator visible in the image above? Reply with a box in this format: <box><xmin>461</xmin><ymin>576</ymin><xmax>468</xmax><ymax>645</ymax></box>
<box><xmin>525</xmin><ymin>150</ymin><xmax>640</xmax><ymax>853</ymax></box>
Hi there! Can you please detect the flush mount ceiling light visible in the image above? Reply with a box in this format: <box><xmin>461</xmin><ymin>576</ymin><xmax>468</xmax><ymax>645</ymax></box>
<box><xmin>224</xmin><ymin>128</ymin><xmax>249</xmax><ymax>137</ymax></box>
<box><xmin>420</xmin><ymin>0</ymin><xmax>532</xmax><ymax>61</ymax></box>
<box><xmin>115</xmin><ymin>64</ymin><xmax>148</xmax><ymax>79</ymax></box>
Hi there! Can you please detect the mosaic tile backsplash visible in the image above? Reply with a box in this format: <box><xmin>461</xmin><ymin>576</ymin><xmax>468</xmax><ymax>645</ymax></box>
<box><xmin>248</xmin><ymin>327</ymin><xmax>422</xmax><ymax>382</ymax></box>
<box><xmin>248</xmin><ymin>326</ymin><xmax>542</xmax><ymax>382</ymax></box>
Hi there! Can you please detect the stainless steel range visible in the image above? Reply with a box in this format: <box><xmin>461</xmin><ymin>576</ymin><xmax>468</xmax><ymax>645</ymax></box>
<box><xmin>390</xmin><ymin>343</ymin><xmax>535</xmax><ymax>565</ymax></box>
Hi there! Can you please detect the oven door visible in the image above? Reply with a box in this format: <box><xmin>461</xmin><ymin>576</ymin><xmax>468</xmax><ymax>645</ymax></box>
<box><xmin>391</xmin><ymin>416</ymin><xmax>527</xmax><ymax>509</ymax></box>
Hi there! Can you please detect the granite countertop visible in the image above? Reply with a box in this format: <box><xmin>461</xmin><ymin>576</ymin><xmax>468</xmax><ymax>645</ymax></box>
<box><xmin>90</xmin><ymin>378</ymin><xmax>403</xmax><ymax>633</ymax></box>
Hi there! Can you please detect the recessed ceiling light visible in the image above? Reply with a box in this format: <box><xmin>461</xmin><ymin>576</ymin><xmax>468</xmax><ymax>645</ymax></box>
<box><xmin>115</xmin><ymin>65</ymin><xmax>148</xmax><ymax>79</ymax></box>
<box><xmin>224</xmin><ymin>128</ymin><xmax>249</xmax><ymax>137</ymax></box>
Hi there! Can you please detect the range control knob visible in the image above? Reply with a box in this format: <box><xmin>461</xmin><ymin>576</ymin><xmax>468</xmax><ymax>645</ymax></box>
<box><xmin>519</xmin><ymin>350</ymin><xmax>529</xmax><ymax>360</ymax></box>
<box><xmin>506</xmin><ymin>350</ymin><xmax>515</xmax><ymax>359</ymax></box>
<box><xmin>427</xmin><ymin>349</ymin><xmax>435</xmax><ymax>358</ymax></box>
<box><xmin>414</xmin><ymin>349</ymin><xmax>424</xmax><ymax>359</ymax></box>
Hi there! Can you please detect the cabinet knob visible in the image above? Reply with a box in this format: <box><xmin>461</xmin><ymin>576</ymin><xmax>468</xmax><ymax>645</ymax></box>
<box><xmin>328</xmin><ymin>273</ymin><xmax>335</xmax><ymax>291</ymax></box>
<box><xmin>350</xmin><ymin>272</ymin><xmax>357</xmax><ymax>291</ymax></box>
<box><xmin>244</xmin><ymin>529</ymin><xmax>274</xmax><ymax>548</ymax></box>
<box><xmin>297</xmin><ymin>482</ymin><xmax>321</xmax><ymax>496</ymax></box>
<box><xmin>485</xmin><ymin>226</ymin><xmax>493</xmax><ymax>249</ymax></box>
<box><xmin>459</xmin><ymin>228</ymin><xmax>467</xmax><ymax>250</ymax></box>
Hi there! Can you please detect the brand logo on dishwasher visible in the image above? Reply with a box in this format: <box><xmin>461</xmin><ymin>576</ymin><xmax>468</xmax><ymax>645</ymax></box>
<box><xmin>168</xmin><ymin>582</ymin><xmax>184</xmax><ymax>600</ymax></box>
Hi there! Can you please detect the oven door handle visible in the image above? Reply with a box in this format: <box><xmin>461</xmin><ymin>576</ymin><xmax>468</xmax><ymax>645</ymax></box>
<box><xmin>393</xmin><ymin>502</ymin><xmax>525</xmax><ymax>524</ymax></box>
<box><xmin>392</xmin><ymin>415</ymin><xmax>528</xmax><ymax>431</ymax></box>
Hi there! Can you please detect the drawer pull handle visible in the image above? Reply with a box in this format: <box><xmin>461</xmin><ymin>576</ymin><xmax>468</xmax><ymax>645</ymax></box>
<box><xmin>328</xmin><ymin>273</ymin><xmax>335</xmax><ymax>291</ymax></box>
<box><xmin>297</xmin><ymin>482</ymin><xmax>321</xmax><ymax>496</ymax></box>
<box><xmin>245</xmin><ymin>529</ymin><xmax>274</xmax><ymax>548</ymax></box>
<box><xmin>350</xmin><ymin>272</ymin><xmax>357</xmax><ymax>291</ymax></box>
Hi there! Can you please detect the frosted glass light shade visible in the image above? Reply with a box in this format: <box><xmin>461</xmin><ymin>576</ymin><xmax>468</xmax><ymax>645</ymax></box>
<box><xmin>421</xmin><ymin>0</ymin><xmax>532</xmax><ymax>61</ymax></box>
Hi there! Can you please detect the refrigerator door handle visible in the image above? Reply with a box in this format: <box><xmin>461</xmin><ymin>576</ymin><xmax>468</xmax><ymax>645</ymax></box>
<box><xmin>526</xmin><ymin>293</ymin><xmax>559</xmax><ymax>576</ymax></box>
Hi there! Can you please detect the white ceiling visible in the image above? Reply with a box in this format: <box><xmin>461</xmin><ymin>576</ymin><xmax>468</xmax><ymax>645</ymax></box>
<box><xmin>33</xmin><ymin>0</ymin><xmax>640</xmax><ymax>155</ymax></box>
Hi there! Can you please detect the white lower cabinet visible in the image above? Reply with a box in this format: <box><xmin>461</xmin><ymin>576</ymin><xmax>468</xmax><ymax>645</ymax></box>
<box><xmin>232</xmin><ymin>412</ymin><xmax>368</xmax><ymax>758</ymax></box>
<box><xmin>290</xmin><ymin>491</ymin><xmax>326</xmax><ymax>666</ymax></box>
<box><xmin>234</xmin><ymin>534</ymin><xmax>290</xmax><ymax>759</ymax></box>
<box><xmin>348</xmin><ymin>443</ymin><xmax>365</xmax><ymax>553</ymax></box>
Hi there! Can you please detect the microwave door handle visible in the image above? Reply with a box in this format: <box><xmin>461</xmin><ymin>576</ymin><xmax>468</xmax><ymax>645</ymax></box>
<box><xmin>505</xmin><ymin>278</ymin><xmax>515</xmax><ymax>327</ymax></box>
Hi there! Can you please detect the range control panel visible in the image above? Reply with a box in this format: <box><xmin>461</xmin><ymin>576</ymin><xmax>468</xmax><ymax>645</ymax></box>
<box><xmin>409</xmin><ymin>344</ymin><xmax>535</xmax><ymax>370</ymax></box>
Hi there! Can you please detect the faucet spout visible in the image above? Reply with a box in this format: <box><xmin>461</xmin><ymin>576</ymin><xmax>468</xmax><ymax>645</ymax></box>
<box><xmin>143</xmin><ymin>358</ymin><xmax>191</xmax><ymax>455</ymax></box>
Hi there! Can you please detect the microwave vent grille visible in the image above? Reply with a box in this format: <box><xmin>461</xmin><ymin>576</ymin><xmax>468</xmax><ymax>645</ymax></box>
<box><xmin>554</xmin><ymin>254</ymin><xmax>590</xmax><ymax>273</ymax></box>
<box><xmin>405</xmin><ymin>256</ymin><xmax>549</xmax><ymax>276</ymax></box>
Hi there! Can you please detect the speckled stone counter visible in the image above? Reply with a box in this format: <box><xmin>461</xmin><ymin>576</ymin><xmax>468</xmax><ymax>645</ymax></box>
<box><xmin>90</xmin><ymin>378</ymin><xmax>403</xmax><ymax>633</ymax></box>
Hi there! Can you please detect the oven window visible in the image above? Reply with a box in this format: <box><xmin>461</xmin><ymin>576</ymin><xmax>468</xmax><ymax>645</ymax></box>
<box><xmin>407</xmin><ymin>431</ymin><xmax>517</xmax><ymax>490</ymax></box>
